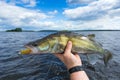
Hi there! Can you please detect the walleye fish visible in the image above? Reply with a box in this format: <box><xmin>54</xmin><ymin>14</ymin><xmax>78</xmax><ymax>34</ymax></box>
<box><xmin>20</xmin><ymin>32</ymin><xmax>112</xmax><ymax>65</ymax></box>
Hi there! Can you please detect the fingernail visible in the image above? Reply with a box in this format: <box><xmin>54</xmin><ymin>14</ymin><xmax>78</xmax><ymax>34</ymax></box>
<box><xmin>68</xmin><ymin>41</ymin><xmax>71</xmax><ymax>44</ymax></box>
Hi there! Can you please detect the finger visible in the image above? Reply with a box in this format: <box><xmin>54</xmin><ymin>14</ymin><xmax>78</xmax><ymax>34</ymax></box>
<box><xmin>75</xmin><ymin>54</ymin><xmax>82</xmax><ymax>62</ymax></box>
<box><xmin>54</xmin><ymin>53</ymin><xmax>64</xmax><ymax>61</ymax></box>
<box><xmin>75</xmin><ymin>54</ymin><xmax>80</xmax><ymax>58</ymax></box>
<box><xmin>64</xmin><ymin>41</ymin><xmax>72</xmax><ymax>54</ymax></box>
<box><xmin>72</xmin><ymin>52</ymin><xmax>78</xmax><ymax>55</ymax></box>
<box><xmin>74</xmin><ymin>53</ymin><xmax>80</xmax><ymax>58</ymax></box>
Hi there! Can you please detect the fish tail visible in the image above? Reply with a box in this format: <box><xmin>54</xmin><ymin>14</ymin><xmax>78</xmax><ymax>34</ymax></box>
<box><xmin>103</xmin><ymin>49</ymin><xmax>112</xmax><ymax>66</ymax></box>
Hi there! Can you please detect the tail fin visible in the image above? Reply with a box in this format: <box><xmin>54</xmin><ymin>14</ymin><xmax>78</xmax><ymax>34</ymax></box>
<box><xmin>103</xmin><ymin>49</ymin><xmax>112</xmax><ymax>66</ymax></box>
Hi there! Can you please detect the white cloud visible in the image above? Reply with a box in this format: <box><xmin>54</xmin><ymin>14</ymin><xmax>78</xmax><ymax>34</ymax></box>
<box><xmin>67</xmin><ymin>0</ymin><xmax>97</xmax><ymax>4</ymax></box>
<box><xmin>0</xmin><ymin>0</ymin><xmax>37</xmax><ymax>7</ymax></box>
<box><xmin>55</xmin><ymin>15</ymin><xmax>120</xmax><ymax>30</ymax></box>
<box><xmin>26</xmin><ymin>0</ymin><xmax>36</xmax><ymax>7</ymax></box>
<box><xmin>21</xmin><ymin>0</ymin><xmax>29</xmax><ymax>3</ymax></box>
<box><xmin>0</xmin><ymin>1</ymin><xmax>56</xmax><ymax>30</ymax></box>
<box><xmin>77</xmin><ymin>16</ymin><xmax>120</xmax><ymax>30</ymax></box>
<box><xmin>48</xmin><ymin>10</ymin><xmax>58</xmax><ymax>15</ymax></box>
<box><xmin>108</xmin><ymin>9</ymin><xmax>120</xmax><ymax>18</ymax></box>
<box><xmin>29</xmin><ymin>20</ymin><xmax>56</xmax><ymax>28</ymax></box>
<box><xmin>0</xmin><ymin>0</ymin><xmax>120</xmax><ymax>30</ymax></box>
<box><xmin>63</xmin><ymin>0</ymin><xmax>120</xmax><ymax>20</ymax></box>
<box><xmin>62</xmin><ymin>0</ymin><xmax>120</xmax><ymax>30</ymax></box>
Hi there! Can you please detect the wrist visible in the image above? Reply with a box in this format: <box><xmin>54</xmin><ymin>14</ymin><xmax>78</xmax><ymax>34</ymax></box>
<box><xmin>67</xmin><ymin>64</ymin><xmax>82</xmax><ymax>70</ymax></box>
<box><xmin>68</xmin><ymin>65</ymin><xmax>83</xmax><ymax>74</ymax></box>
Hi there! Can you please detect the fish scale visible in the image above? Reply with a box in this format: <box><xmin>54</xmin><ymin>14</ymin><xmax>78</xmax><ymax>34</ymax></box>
<box><xmin>20</xmin><ymin>32</ymin><xmax>112</xmax><ymax>65</ymax></box>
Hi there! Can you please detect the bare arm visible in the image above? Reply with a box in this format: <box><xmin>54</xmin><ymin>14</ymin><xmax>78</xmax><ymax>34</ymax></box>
<box><xmin>55</xmin><ymin>41</ymin><xmax>89</xmax><ymax>80</ymax></box>
<box><xmin>70</xmin><ymin>71</ymin><xmax>89</xmax><ymax>80</ymax></box>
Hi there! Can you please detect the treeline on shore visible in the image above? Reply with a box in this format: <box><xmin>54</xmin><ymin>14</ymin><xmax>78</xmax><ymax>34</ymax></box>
<box><xmin>5</xmin><ymin>28</ymin><xmax>120</xmax><ymax>32</ymax></box>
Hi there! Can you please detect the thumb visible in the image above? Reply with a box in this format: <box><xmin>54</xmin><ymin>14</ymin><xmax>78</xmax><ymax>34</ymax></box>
<box><xmin>64</xmin><ymin>41</ymin><xmax>72</xmax><ymax>54</ymax></box>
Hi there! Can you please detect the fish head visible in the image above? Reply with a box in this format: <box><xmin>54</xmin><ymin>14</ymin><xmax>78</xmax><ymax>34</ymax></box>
<box><xmin>20</xmin><ymin>39</ymin><xmax>50</xmax><ymax>54</ymax></box>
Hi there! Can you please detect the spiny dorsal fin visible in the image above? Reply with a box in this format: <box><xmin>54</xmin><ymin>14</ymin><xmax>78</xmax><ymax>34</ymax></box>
<box><xmin>87</xmin><ymin>34</ymin><xmax>95</xmax><ymax>41</ymax></box>
<box><xmin>87</xmin><ymin>34</ymin><xmax>95</xmax><ymax>39</ymax></box>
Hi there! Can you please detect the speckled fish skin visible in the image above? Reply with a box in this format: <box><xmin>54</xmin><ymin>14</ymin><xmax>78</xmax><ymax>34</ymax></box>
<box><xmin>21</xmin><ymin>31</ymin><xmax>112</xmax><ymax>65</ymax></box>
<box><xmin>25</xmin><ymin>32</ymin><xmax>103</xmax><ymax>54</ymax></box>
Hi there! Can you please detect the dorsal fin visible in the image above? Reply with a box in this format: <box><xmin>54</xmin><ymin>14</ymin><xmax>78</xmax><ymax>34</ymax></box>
<box><xmin>87</xmin><ymin>34</ymin><xmax>95</xmax><ymax>40</ymax></box>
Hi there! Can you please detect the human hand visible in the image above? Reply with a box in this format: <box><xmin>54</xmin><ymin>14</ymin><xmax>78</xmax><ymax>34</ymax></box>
<box><xmin>55</xmin><ymin>41</ymin><xmax>82</xmax><ymax>69</ymax></box>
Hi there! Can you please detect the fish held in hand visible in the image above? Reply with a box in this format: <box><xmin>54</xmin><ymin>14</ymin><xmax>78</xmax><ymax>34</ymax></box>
<box><xmin>20</xmin><ymin>32</ymin><xmax>112</xmax><ymax>65</ymax></box>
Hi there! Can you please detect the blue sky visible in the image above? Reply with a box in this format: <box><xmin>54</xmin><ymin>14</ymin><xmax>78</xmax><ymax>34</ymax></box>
<box><xmin>0</xmin><ymin>0</ymin><xmax>120</xmax><ymax>31</ymax></box>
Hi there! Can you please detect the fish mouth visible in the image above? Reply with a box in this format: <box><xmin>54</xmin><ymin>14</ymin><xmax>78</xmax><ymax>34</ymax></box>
<box><xmin>20</xmin><ymin>46</ymin><xmax>32</xmax><ymax>54</ymax></box>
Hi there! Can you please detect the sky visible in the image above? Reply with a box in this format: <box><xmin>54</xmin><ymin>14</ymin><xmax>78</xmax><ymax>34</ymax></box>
<box><xmin>0</xmin><ymin>0</ymin><xmax>120</xmax><ymax>31</ymax></box>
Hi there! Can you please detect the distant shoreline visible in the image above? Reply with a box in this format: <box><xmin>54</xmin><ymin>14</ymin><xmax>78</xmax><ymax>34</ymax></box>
<box><xmin>3</xmin><ymin>30</ymin><xmax>120</xmax><ymax>32</ymax></box>
<box><xmin>1</xmin><ymin>28</ymin><xmax>120</xmax><ymax>32</ymax></box>
<box><xmin>71</xmin><ymin>30</ymin><xmax>120</xmax><ymax>31</ymax></box>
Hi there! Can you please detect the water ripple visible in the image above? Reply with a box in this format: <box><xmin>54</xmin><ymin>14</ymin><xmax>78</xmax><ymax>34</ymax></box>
<box><xmin>0</xmin><ymin>31</ymin><xmax>120</xmax><ymax>80</ymax></box>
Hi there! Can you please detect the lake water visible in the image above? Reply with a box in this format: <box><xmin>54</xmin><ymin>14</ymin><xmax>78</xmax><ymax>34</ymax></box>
<box><xmin>0</xmin><ymin>31</ymin><xmax>120</xmax><ymax>80</ymax></box>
